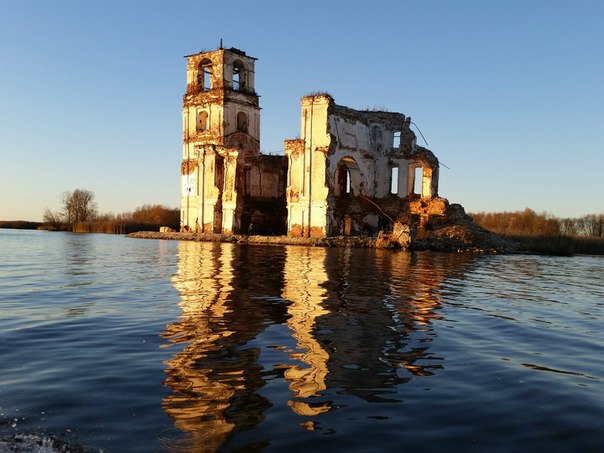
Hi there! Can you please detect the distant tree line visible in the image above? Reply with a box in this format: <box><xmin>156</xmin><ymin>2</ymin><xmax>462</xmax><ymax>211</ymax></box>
<box><xmin>469</xmin><ymin>208</ymin><xmax>604</xmax><ymax>255</ymax></box>
<box><xmin>0</xmin><ymin>220</ymin><xmax>43</xmax><ymax>230</ymax></box>
<box><xmin>42</xmin><ymin>189</ymin><xmax>179</xmax><ymax>233</ymax></box>
<box><xmin>469</xmin><ymin>208</ymin><xmax>604</xmax><ymax>238</ymax></box>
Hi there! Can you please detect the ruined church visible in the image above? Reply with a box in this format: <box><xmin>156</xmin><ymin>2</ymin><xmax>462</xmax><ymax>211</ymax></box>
<box><xmin>180</xmin><ymin>46</ymin><xmax>446</xmax><ymax>238</ymax></box>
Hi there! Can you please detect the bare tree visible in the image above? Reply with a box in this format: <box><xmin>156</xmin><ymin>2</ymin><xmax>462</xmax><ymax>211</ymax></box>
<box><xmin>560</xmin><ymin>218</ymin><xmax>578</xmax><ymax>236</ymax></box>
<box><xmin>42</xmin><ymin>208</ymin><xmax>65</xmax><ymax>230</ymax></box>
<box><xmin>581</xmin><ymin>214</ymin><xmax>604</xmax><ymax>237</ymax></box>
<box><xmin>61</xmin><ymin>189</ymin><xmax>97</xmax><ymax>224</ymax></box>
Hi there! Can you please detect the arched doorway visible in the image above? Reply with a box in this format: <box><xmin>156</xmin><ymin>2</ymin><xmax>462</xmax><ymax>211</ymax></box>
<box><xmin>334</xmin><ymin>157</ymin><xmax>362</xmax><ymax>196</ymax></box>
<box><xmin>333</xmin><ymin>157</ymin><xmax>366</xmax><ymax>236</ymax></box>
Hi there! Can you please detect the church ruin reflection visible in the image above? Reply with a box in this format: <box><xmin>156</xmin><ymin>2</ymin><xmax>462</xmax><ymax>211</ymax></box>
<box><xmin>281</xmin><ymin>247</ymin><xmax>331</xmax><ymax>416</ymax></box>
<box><xmin>162</xmin><ymin>243</ymin><xmax>474</xmax><ymax>449</ymax></box>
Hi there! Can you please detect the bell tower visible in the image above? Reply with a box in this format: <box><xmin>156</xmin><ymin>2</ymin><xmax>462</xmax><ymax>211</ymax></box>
<box><xmin>180</xmin><ymin>46</ymin><xmax>260</xmax><ymax>233</ymax></box>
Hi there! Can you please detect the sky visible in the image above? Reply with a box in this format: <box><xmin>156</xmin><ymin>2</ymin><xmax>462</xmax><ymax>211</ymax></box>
<box><xmin>1</xmin><ymin>0</ymin><xmax>602</xmax><ymax>222</ymax></box>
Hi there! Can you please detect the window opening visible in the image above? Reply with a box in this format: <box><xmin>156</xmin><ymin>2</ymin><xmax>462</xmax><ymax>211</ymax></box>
<box><xmin>233</xmin><ymin>61</ymin><xmax>245</xmax><ymax>91</ymax></box>
<box><xmin>214</xmin><ymin>156</ymin><xmax>224</xmax><ymax>190</ymax></box>
<box><xmin>336</xmin><ymin>157</ymin><xmax>359</xmax><ymax>196</ymax></box>
<box><xmin>393</xmin><ymin>131</ymin><xmax>401</xmax><ymax>149</ymax></box>
<box><xmin>390</xmin><ymin>167</ymin><xmax>399</xmax><ymax>195</ymax></box>
<box><xmin>345</xmin><ymin>169</ymin><xmax>351</xmax><ymax>194</ymax></box>
<box><xmin>197</xmin><ymin>111</ymin><xmax>208</xmax><ymax>131</ymax></box>
<box><xmin>199</xmin><ymin>60</ymin><xmax>213</xmax><ymax>91</ymax></box>
<box><xmin>237</xmin><ymin>112</ymin><xmax>248</xmax><ymax>133</ymax></box>
<box><xmin>414</xmin><ymin>167</ymin><xmax>423</xmax><ymax>195</ymax></box>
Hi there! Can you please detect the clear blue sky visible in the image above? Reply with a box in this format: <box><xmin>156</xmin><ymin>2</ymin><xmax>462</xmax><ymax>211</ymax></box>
<box><xmin>1</xmin><ymin>0</ymin><xmax>602</xmax><ymax>221</ymax></box>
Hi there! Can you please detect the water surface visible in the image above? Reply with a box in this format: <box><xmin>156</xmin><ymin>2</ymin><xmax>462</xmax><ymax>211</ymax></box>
<box><xmin>0</xmin><ymin>229</ymin><xmax>603</xmax><ymax>451</ymax></box>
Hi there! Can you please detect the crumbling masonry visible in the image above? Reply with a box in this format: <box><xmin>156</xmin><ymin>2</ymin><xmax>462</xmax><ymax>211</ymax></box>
<box><xmin>180</xmin><ymin>46</ymin><xmax>447</xmax><ymax>239</ymax></box>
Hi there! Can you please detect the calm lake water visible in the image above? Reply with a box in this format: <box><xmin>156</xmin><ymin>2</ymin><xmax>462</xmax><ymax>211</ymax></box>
<box><xmin>0</xmin><ymin>228</ymin><xmax>603</xmax><ymax>452</ymax></box>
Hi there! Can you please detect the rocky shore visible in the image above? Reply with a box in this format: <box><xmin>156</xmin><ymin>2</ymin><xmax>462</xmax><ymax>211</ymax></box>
<box><xmin>128</xmin><ymin>217</ymin><xmax>520</xmax><ymax>254</ymax></box>
<box><xmin>127</xmin><ymin>231</ymin><xmax>377</xmax><ymax>248</ymax></box>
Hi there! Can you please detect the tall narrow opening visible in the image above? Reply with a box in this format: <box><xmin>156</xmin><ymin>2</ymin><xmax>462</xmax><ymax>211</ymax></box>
<box><xmin>390</xmin><ymin>166</ymin><xmax>399</xmax><ymax>195</ymax></box>
<box><xmin>393</xmin><ymin>131</ymin><xmax>401</xmax><ymax>149</ymax></box>
<box><xmin>233</xmin><ymin>61</ymin><xmax>245</xmax><ymax>91</ymax></box>
<box><xmin>413</xmin><ymin>167</ymin><xmax>423</xmax><ymax>195</ymax></box>
<box><xmin>198</xmin><ymin>59</ymin><xmax>213</xmax><ymax>91</ymax></box>
<box><xmin>197</xmin><ymin>111</ymin><xmax>208</xmax><ymax>132</ymax></box>
<box><xmin>345</xmin><ymin>169</ymin><xmax>351</xmax><ymax>194</ymax></box>
<box><xmin>214</xmin><ymin>156</ymin><xmax>224</xmax><ymax>192</ymax></box>
<box><xmin>237</xmin><ymin>111</ymin><xmax>248</xmax><ymax>132</ymax></box>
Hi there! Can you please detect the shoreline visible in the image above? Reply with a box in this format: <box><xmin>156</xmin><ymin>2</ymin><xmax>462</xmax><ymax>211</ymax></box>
<box><xmin>127</xmin><ymin>231</ymin><xmax>379</xmax><ymax>248</ymax></box>
<box><xmin>126</xmin><ymin>230</ymin><xmax>516</xmax><ymax>253</ymax></box>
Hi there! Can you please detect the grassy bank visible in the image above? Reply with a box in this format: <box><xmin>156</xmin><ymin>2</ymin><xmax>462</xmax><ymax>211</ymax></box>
<box><xmin>36</xmin><ymin>221</ymin><xmax>175</xmax><ymax>234</ymax></box>
<box><xmin>505</xmin><ymin>234</ymin><xmax>604</xmax><ymax>256</ymax></box>
<box><xmin>0</xmin><ymin>220</ymin><xmax>43</xmax><ymax>230</ymax></box>
<box><xmin>71</xmin><ymin>221</ymin><xmax>173</xmax><ymax>234</ymax></box>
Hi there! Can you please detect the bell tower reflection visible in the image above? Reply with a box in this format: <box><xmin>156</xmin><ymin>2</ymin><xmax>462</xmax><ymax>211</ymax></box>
<box><xmin>281</xmin><ymin>246</ymin><xmax>331</xmax><ymax>416</ymax></box>
<box><xmin>162</xmin><ymin>242</ymin><xmax>237</xmax><ymax>450</ymax></box>
<box><xmin>162</xmin><ymin>242</ymin><xmax>288</xmax><ymax>451</ymax></box>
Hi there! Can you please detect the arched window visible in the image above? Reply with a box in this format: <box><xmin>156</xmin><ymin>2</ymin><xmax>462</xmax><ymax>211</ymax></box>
<box><xmin>237</xmin><ymin>112</ymin><xmax>248</xmax><ymax>133</ymax></box>
<box><xmin>197</xmin><ymin>111</ymin><xmax>208</xmax><ymax>131</ymax></box>
<box><xmin>233</xmin><ymin>61</ymin><xmax>245</xmax><ymax>91</ymax></box>
<box><xmin>198</xmin><ymin>59</ymin><xmax>213</xmax><ymax>91</ymax></box>
<box><xmin>335</xmin><ymin>157</ymin><xmax>361</xmax><ymax>196</ymax></box>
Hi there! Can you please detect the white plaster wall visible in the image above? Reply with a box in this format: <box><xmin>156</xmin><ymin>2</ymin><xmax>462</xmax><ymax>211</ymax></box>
<box><xmin>301</xmin><ymin>98</ymin><xmax>330</xmax><ymax>149</ymax></box>
<box><xmin>327</xmin><ymin>114</ymin><xmax>406</xmax><ymax>198</ymax></box>
<box><xmin>328</xmin><ymin>115</ymin><xmax>391</xmax><ymax>198</ymax></box>
<box><xmin>182</xmin><ymin>104</ymin><xmax>225</xmax><ymax>141</ymax></box>
<box><xmin>395</xmin><ymin>158</ymin><xmax>411</xmax><ymax>197</ymax></box>
<box><xmin>223</xmin><ymin>101</ymin><xmax>260</xmax><ymax>140</ymax></box>
<box><xmin>373</xmin><ymin>160</ymin><xmax>391</xmax><ymax>198</ymax></box>
<box><xmin>329</xmin><ymin>116</ymin><xmax>371</xmax><ymax>152</ymax></box>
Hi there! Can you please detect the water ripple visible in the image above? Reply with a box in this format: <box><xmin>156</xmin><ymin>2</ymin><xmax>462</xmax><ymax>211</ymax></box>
<box><xmin>1</xmin><ymin>230</ymin><xmax>603</xmax><ymax>451</ymax></box>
